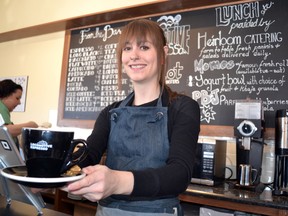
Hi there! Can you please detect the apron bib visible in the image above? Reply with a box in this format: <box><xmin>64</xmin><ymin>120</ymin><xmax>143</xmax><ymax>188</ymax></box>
<box><xmin>98</xmin><ymin>92</ymin><xmax>181</xmax><ymax>215</ymax></box>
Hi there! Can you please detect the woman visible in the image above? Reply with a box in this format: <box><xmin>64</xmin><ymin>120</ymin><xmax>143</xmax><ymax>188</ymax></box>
<box><xmin>66</xmin><ymin>19</ymin><xmax>200</xmax><ymax>216</ymax></box>
<box><xmin>0</xmin><ymin>79</ymin><xmax>38</xmax><ymax>149</ymax></box>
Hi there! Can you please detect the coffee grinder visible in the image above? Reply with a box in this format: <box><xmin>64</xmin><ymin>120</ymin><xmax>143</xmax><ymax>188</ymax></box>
<box><xmin>234</xmin><ymin>100</ymin><xmax>264</xmax><ymax>187</ymax></box>
<box><xmin>274</xmin><ymin>109</ymin><xmax>288</xmax><ymax>195</ymax></box>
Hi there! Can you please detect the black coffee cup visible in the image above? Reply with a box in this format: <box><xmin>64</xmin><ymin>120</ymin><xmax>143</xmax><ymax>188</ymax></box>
<box><xmin>22</xmin><ymin>128</ymin><xmax>88</xmax><ymax>178</ymax></box>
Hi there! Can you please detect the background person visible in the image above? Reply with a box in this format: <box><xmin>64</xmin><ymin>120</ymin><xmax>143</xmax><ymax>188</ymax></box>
<box><xmin>0</xmin><ymin>79</ymin><xmax>38</xmax><ymax>149</ymax></box>
<box><xmin>65</xmin><ymin>19</ymin><xmax>201</xmax><ymax>216</ymax></box>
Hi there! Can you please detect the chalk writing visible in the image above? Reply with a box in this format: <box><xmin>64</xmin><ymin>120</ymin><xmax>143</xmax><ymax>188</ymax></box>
<box><xmin>158</xmin><ymin>15</ymin><xmax>190</xmax><ymax>55</ymax></box>
<box><xmin>61</xmin><ymin>0</ymin><xmax>288</xmax><ymax>127</ymax></box>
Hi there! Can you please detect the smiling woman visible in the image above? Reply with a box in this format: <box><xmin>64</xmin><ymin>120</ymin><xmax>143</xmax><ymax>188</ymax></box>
<box><xmin>63</xmin><ymin>19</ymin><xmax>201</xmax><ymax>216</ymax></box>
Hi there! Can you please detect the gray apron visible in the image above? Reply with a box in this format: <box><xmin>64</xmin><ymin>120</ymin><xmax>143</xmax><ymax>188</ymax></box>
<box><xmin>97</xmin><ymin>92</ymin><xmax>182</xmax><ymax>216</ymax></box>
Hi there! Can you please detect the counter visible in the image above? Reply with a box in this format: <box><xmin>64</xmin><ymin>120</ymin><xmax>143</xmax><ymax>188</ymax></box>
<box><xmin>179</xmin><ymin>181</ymin><xmax>288</xmax><ymax>215</ymax></box>
<box><xmin>0</xmin><ymin>195</ymin><xmax>70</xmax><ymax>216</ymax></box>
<box><xmin>41</xmin><ymin>181</ymin><xmax>288</xmax><ymax>216</ymax></box>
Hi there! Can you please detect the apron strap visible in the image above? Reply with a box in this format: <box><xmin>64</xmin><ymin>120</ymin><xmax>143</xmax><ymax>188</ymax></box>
<box><xmin>119</xmin><ymin>90</ymin><xmax>163</xmax><ymax>108</ymax></box>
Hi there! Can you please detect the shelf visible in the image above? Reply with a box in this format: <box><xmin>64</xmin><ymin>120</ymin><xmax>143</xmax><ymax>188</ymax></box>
<box><xmin>60</xmin><ymin>197</ymin><xmax>97</xmax><ymax>210</ymax></box>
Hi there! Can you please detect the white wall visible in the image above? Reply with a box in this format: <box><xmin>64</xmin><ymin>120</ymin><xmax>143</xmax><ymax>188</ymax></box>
<box><xmin>0</xmin><ymin>0</ymin><xmax>159</xmax><ymax>33</ymax></box>
<box><xmin>0</xmin><ymin>0</ymin><xmax>160</xmax><ymax>139</ymax></box>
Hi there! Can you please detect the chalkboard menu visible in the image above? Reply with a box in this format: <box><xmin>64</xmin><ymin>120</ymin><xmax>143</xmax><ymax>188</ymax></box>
<box><xmin>58</xmin><ymin>0</ymin><xmax>288</xmax><ymax>131</ymax></box>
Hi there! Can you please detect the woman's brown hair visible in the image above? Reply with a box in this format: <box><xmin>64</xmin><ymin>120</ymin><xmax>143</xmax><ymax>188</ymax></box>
<box><xmin>117</xmin><ymin>19</ymin><xmax>167</xmax><ymax>87</ymax></box>
<box><xmin>117</xmin><ymin>19</ymin><xmax>178</xmax><ymax>101</ymax></box>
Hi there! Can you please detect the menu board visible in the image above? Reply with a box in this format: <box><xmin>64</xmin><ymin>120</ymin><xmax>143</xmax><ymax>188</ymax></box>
<box><xmin>59</xmin><ymin>0</ymin><xmax>288</xmax><ymax>129</ymax></box>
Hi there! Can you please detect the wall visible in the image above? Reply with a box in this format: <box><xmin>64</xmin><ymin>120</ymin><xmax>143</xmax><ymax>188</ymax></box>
<box><xmin>0</xmin><ymin>0</ymin><xmax>160</xmax><ymax>138</ymax></box>
<box><xmin>0</xmin><ymin>0</ymin><xmax>238</xmax><ymax>178</ymax></box>
<box><xmin>0</xmin><ymin>0</ymin><xmax>159</xmax><ymax>33</ymax></box>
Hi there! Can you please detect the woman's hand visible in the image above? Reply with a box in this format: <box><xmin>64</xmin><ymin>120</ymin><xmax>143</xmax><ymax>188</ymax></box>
<box><xmin>65</xmin><ymin>165</ymin><xmax>134</xmax><ymax>202</ymax></box>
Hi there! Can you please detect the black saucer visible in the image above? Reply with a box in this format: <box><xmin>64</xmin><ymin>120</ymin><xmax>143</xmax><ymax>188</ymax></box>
<box><xmin>1</xmin><ymin>165</ymin><xmax>85</xmax><ymax>188</ymax></box>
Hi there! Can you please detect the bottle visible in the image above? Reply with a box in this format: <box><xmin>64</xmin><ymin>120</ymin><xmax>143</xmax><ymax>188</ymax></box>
<box><xmin>260</xmin><ymin>139</ymin><xmax>275</xmax><ymax>184</ymax></box>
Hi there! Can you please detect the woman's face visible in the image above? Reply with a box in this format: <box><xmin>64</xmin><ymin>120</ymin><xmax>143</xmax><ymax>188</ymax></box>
<box><xmin>121</xmin><ymin>37</ymin><xmax>159</xmax><ymax>86</ymax></box>
<box><xmin>1</xmin><ymin>89</ymin><xmax>22</xmax><ymax>112</ymax></box>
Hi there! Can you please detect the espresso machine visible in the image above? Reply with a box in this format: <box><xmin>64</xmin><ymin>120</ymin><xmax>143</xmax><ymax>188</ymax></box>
<box><xmin>274</xmin><ymin>109</ymin><xmax>288</xmax><ymax>195</ymax></box>
<box><xmin>234</xmin><ymin>100</ymin><xmax>264</xmax><ymax>187</ymax></box>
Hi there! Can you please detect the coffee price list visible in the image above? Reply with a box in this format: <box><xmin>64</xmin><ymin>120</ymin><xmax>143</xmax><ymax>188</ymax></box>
<box><xmin>64</xmin><ymin>24</ymin><xmax>132</xmax><ymax>121</ymax></box>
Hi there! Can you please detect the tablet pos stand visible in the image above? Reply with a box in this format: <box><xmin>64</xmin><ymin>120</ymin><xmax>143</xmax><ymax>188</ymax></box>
<box><xmin>0</xmin><ymin>126</ymin><xmax>45</xmax><ymax>215</ymax></box>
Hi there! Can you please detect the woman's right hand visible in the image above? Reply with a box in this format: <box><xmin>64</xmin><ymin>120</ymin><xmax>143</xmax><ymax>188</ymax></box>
<box><xmin>26</xmin><ymin>121</ymin><xmax>38</xmax><ymax>128</ymax></box>
<box><xmin>64</xmin><ymin>164</ymin><xmax>134</xmax><ymax>202</ymax></box>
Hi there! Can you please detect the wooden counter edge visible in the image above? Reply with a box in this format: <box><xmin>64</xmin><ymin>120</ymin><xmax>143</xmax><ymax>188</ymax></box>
<box><xmin>179</xmin><ymin>194</ymin><xmax>288</xmax><ymax>216</ymax></box>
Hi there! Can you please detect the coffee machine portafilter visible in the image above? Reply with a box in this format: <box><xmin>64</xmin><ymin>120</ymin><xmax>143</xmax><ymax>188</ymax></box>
<box><xmin>274</xmin><ymin>109</ymin><xmax>288</xmax><ymax>195</ymax></box>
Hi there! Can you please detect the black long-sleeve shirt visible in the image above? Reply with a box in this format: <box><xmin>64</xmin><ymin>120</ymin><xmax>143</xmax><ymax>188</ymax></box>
<box><xmin>80</xmin><ymin>88</ymin><xmax>200</xmax><ymax>198</ymax></box>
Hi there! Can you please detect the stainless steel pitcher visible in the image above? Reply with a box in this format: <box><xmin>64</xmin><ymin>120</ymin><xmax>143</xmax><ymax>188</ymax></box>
<box><xmin>239</xmin><ymin>164</ymin><xmax>258</xmax><ymax>186</ymax></box>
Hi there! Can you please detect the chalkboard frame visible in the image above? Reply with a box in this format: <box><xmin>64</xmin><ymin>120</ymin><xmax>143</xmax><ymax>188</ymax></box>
<box><xmin>57</xmin><ymin>1</ymin><xmax>280</xmax><ymax>139</ymax></box>
<box><xmin>58</xmin><ymin>31</ymin><xmax>96</xmax><ymax>128</ymax></box>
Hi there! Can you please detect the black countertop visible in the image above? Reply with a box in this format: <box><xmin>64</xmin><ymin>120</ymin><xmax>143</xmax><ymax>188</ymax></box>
<box><xmin>184</xmin><ymin>181</ymin><xmax>288</xmax><ymax>210</ymax></box>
